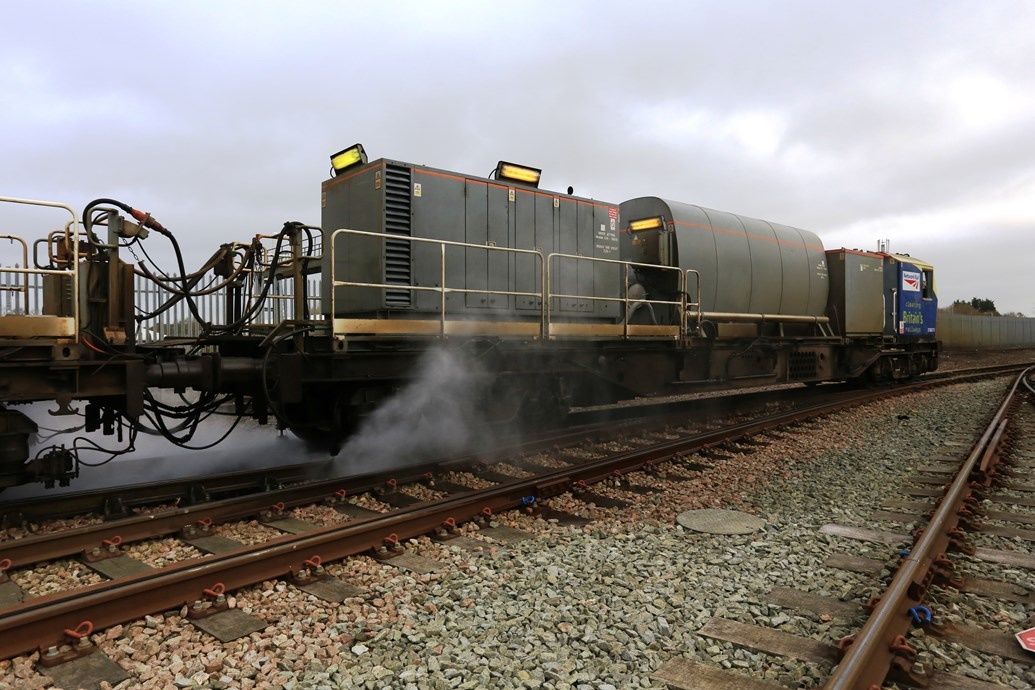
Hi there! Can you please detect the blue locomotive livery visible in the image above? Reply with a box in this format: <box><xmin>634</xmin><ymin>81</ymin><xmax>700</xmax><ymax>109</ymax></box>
<box><xmin>886</xmin><ymin>256</ymin><xmax>937</xmax><ymax>337</ymax></box>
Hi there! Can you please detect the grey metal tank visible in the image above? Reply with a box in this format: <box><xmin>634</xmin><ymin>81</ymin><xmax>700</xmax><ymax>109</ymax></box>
<box><xmin>619</xmin><ymin>197</ymin><xmax>829</xmax><ymax>317</ymax></box>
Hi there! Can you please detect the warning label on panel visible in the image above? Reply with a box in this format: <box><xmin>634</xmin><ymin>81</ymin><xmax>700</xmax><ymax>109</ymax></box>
<box><xmin>595</xmin><ymin>222</ymin><xmax>619</xmax><ymax>257</ymax></box>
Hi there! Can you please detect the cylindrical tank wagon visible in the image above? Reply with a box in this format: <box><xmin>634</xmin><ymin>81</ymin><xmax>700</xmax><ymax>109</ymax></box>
<box><xmin>620</xmin><ymin>197</ymin><xmax>829</xmax><ymax>321</ymax></box>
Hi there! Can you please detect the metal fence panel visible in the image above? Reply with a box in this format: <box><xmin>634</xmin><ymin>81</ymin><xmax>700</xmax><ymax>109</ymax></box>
<box><xmin>939</xmin><ymin>313</ymin><xmax>1035</xmax><ymax>349</ymax></box>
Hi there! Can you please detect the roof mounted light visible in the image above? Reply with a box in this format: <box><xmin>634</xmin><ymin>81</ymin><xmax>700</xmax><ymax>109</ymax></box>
<box><xmin>494</xmin><ymin>161</ymin><xmax>542</xmax><ymax>187</ymax></box>
<box><xmin>330</xmin><ymin>143</ymin><xmax>368</xmax><ymax>176</ymax></box>
<box><xmin>628</xmin><ymin>217</ymin><xmax>664</xmax><ymax>232</ymax></box>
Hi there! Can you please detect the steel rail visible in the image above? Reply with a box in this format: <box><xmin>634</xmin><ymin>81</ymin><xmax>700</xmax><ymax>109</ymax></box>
<box><xmin>0</xmin><ymin>364</ymin><xmax>1025</xmax><ymax>661</ymax></box>
<box><xmin>2</xmin><ymin>362</ymin><xmax>1022</xmax><ymax>526</ymax></box>
<box><xmin>0</xmin><ymin>368</ymin><xmax>1002</xmax><ymax>570</ymax></box>
<box><xmin>0</xmin><ymin>417</ymin><xmax>637</xmax><ymax>568</ymax></box>
<box><xmin>0</xmin><ymin>379</ymin><xmax>954</xmax><ymax>660</ymax></box>
<box><xmin>823</xmin><ymin>365</ymin><xmax>1032</xmax><ymax>690</ymax></box>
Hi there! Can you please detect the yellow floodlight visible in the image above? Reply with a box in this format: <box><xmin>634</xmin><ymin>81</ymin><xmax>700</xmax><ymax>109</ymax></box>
<box><xmin>494</xmin><ymin>161</ymin><xmax>542</xmax><ymax>187</ymax></box>
<box><xmin>330</xmin><ymin>144</ymin><xmax>368</xmax><ymax>176</ymax></box>
<box><xmin>629</xmin><ymin>217</ymin><xmax>664</xmax><ymax>232</ymax></box>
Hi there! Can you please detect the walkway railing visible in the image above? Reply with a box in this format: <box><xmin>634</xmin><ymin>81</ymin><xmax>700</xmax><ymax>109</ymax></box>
<box><xmin>0</xmin><ymin>197</ymin><xmax>81</xmax><ymax>340</ymax></box>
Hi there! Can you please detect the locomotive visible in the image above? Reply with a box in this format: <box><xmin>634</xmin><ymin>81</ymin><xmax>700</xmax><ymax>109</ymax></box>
<box><xmin>0</xmin><ymin>144</ymin><xmax>938</xmax><ymax>489</ymax></box>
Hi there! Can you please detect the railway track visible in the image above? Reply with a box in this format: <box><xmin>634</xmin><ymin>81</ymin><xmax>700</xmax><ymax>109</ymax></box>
<box><xmin>656</xmin><ymin>367</ymin><xmax>1035</xmax><ymax>689</ymax></box>
<box><xmin>1</xmin><ymin>363</ymin><xmax>1023</xmax><ymax>526</ymax></box>
<box><xmin>0</xmin><ymin>366</ymin><xmax>1032</xmax><ymax>688</ymax></box>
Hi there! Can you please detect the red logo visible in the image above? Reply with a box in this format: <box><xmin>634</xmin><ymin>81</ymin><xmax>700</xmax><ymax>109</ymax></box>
<box><xmin>1017</xmin><ymin>626</ymin><xmax>1035</xmax><ymax>652</ymax></box>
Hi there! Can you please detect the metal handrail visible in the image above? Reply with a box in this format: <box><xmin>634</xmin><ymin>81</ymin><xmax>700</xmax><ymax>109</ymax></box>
<box><xmin>546</xmin><ymin>252</ymin><xmax>685</xmax><ymax>338</ymax></box>
<box><xmin>0</xmin><ymin>235</ymin><xmax>29</xmax><ymax>313</ymax></box>
<box><xmin>0</xmin><ymin>197</ymin><xmax>81</xmax><ymax>341</ymax></box>
<box><xmin>329</xmin><ymin>228</ymin><xmax>546</xmax><ymax>336</ymax></box>
<box><xmin>684</xmin><ymin>269</ymin><xmax>701</xmax><ymax>336</ymax></box>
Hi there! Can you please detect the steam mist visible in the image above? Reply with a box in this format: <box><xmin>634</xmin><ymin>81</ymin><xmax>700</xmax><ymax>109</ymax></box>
<box><xmin>332</xmin><ymin>346</ymin><xmax>499</xmax><ymax>475</ymax></box>
<box><xmin>6</xmin><ymin>399</ymin><xmax>323</xmax><ymax>499</ymax></box>
<box><xmin>6</xmin><ymin>346</ymin><xmax>504</xmax><ymax>499</ymax></box>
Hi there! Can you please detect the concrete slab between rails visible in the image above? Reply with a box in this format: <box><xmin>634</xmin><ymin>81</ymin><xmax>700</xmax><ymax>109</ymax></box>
<box><xmin>441</xmin><ymin>535</ymin><xmax>497</xmax><ymax>553</ymax></box>
<box><xmin>906</xmin><ymin>487</ymin><xmax>946</xmax><ymax>498</ymax></box>
<box><xmin>333</xmin><ymin>504</ymin><xmax>382</xmax><ymax>518</ymax></box>
<box><xmin>0</xmin><ymin>579</ymin><xmax>25</xmax><ymax>606</ymax></box>
<box><xmin>541</xmin><ymin>509</ymin><xmax>593</xmax><ymax>527</ymax></box>
<box><xmin>764</xmin><ymin>587</ymin><xmax>863</xmax><ymax>620</ymax></box>
<box><xmin>477</xmin><ymin>526</ymin><xmax>535</xmax><ymax>543</ymax></box>
<box><xmin>619</xmin><ymin>483</ymin><xmax>657</xmax><ymax>495</ymax></box>
<box><xmin>182</xmin><ymin>535</ymin><xmax>245</xmax><ymax>554</ymax></box>
<box><xmin>915</xmin><ymin>464</ymin><xmax>955</xmax><ymax>474</ymax></box>
<box><xmin>384</xmin><ymin>552</ymin><xmax>444</xmax><ymax>575</ymax></box>
<box><xmin>578</xmin><ymin>491</ymin><xmax>629</xmax><ymax>509</ymax></box>
<box><xmin>823</xmin><ymin>525</ymin><xmax>1035</xmax><ymax>567</ymax></box>
<box><xmin>296</xmin><ymin>577</ymin><xmax>367</xmax><ymax>603</ymax></box>
<box><xmin>973</xmin><ymin>546</ymin><xmax>1035</xmax><ymax>570</ymax></box>
<box><xmin>262</xmin><ymin>517</ymin><xmax>319</xmax><ymax>534</ymax></box>
<box><xmin>992</xmin><ymin>494</ymin><xmax>1035</xmax><ymax>508</ymax></box>
<box><xmin>980</xmin><ymin>524</ymin><xmax>1035</xmax><ymax>542</ymax></box>
<box><xmin>819</xmin><ymin>524</ymin><xmax>909</xmax><ymax>546</ymax></box>
<box><xmin>697</xmin><ymin>617</ymin><xmax>838</xmax><ymax>665</ymax></box>
<box><xmin>907</xmin><ymin>475</ymin><xmax>951</xmax><ymax>486</ymax></box>
<box><xmin>823</xmin><ymin>553</ymin><xmax>884</xmax><ymax>574</ymax></box>
<box><xmin>986</xmin><ymin>509</ymin><xmax>1035</xmax><ymax>527</ymax></box>
<box><xmin>825</xmin><ymin>553</ymin><xmax>1035</xmax><ymax>602</ymax></box>
<box><xmin>695</xmin><ymin>617</ymin><xmax>1029</xmax><ymax>688</ymax></box>
<box><xmin>81</xmin><ymin>555</ymin><xmax>155</xmax><ymax>579</ymax></box>
<box><xmin>42</xmin><ymin>650</ymin><xmax>130</xmax><ymax>690</ymax></box>
<box><xmin>474</xmin><ymin>470</ymin><xmax>524</xmax><ymax>483</ymax></box>
<box><xmin>926</xmin><ymin>672</ymin><xmax>1029</xmax><ymax>690</ymax></box>
<box><xmin>652</xmin><ymin>658</ymin><xmax>785</xmax><ymax>690</ymax></box>
<box><xmin>192</xmin><ymin>608</ymin><xmax>267</xmax><ymax>642</ymax></box>
<box><xmin>380</xmin><ymin>492</ymin><xmax>423</xmax><ymax>509</ymax></box>
<box><xmin>958</xmin><ymin>577</ymin><xmax>1035</xmax><ymax>604</ymax></box>
<box><xmin>882</xmin><ymin>499</ymin><xmax>934</xmax><ymax>513</ymax></box>
<box><xmin>430</xmin><ymin>480</ymin><xmax>477</xmax><ymax>494</ymax></box>
<box><xmin>870</xmin><ymin>510</ymin><xmax>922</xmax><ymax>525</ymax></box>
<box><xmin>946</xmin><ymin>623</ymin><xmax>1035</xmax><ymax>664</ymax></box>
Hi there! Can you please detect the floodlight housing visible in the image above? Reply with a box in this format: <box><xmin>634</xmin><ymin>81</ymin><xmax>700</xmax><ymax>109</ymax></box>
<box><xmin>494</xmin><ymin>161</ymin><xmax>542</xmax><ymax>187</ymax></box>
<box><xmin>330</xmin><ymin>144</ymin><xmax>368</xmax><ymax>176</ymax></box>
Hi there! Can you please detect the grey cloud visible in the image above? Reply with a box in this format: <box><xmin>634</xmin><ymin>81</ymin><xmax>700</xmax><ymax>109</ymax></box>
<box><xmin>2</xmin><ymin>0</ymin><xmax>1033</xmax><ymax>312</ymax></box>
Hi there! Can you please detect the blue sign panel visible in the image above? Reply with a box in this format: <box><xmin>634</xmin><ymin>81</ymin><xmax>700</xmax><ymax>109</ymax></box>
<box><xmin>896</xmin><ymin>261</ymin><xmax>936</xmax><ymax>336</ymax></box>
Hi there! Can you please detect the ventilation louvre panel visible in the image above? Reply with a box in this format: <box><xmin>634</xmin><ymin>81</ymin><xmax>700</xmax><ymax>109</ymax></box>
<box><xmin>383</xmin><ymin>165</ymin><xmax>412</xmax><ymax>307</ymax></box>
<box><xmin>788</xmin><ymin>351</ymin><xmax>819</xmax><ymax>380</ymax></box>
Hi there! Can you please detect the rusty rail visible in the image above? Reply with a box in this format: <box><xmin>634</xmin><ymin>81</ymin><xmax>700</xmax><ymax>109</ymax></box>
<box><xmin>0</xmin><ymin>365</ymin><xmax>1027</xmax><ymax>661</ymax></box>
<box><xmin>824</xmin><ymin>365</ymin><xmax>1032</xmax><ymax>689</ymax></box>
<box><xmin>0</xmin><ymin>381</ymin><xmax>939</xmax><ymax>660</ymax></box>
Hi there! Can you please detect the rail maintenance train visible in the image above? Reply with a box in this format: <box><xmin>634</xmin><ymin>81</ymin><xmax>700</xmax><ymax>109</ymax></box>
<box><xmin>0</xmin><ymin>144</ymin><xmax>939</xmax><ymax>490</ymax></box>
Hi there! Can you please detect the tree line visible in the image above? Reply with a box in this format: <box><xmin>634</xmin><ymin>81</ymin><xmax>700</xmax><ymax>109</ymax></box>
<box><xmin>941</xmin><ymin>298</ymin><xmax>1027</xmax><ymax>318</ymax></box>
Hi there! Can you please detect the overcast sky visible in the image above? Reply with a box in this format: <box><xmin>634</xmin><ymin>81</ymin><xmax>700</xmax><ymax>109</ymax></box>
<box><xmin>3</xmin><ymin>1</ymin><xmax>1033</xmax><ymax>314</ymax></box>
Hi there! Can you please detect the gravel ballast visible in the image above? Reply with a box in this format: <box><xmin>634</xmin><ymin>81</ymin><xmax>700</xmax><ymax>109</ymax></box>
<box><xmin>2</xmin><ymin>375</ymin><xmax>1033</xmax><ymax>689</ymax></box>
